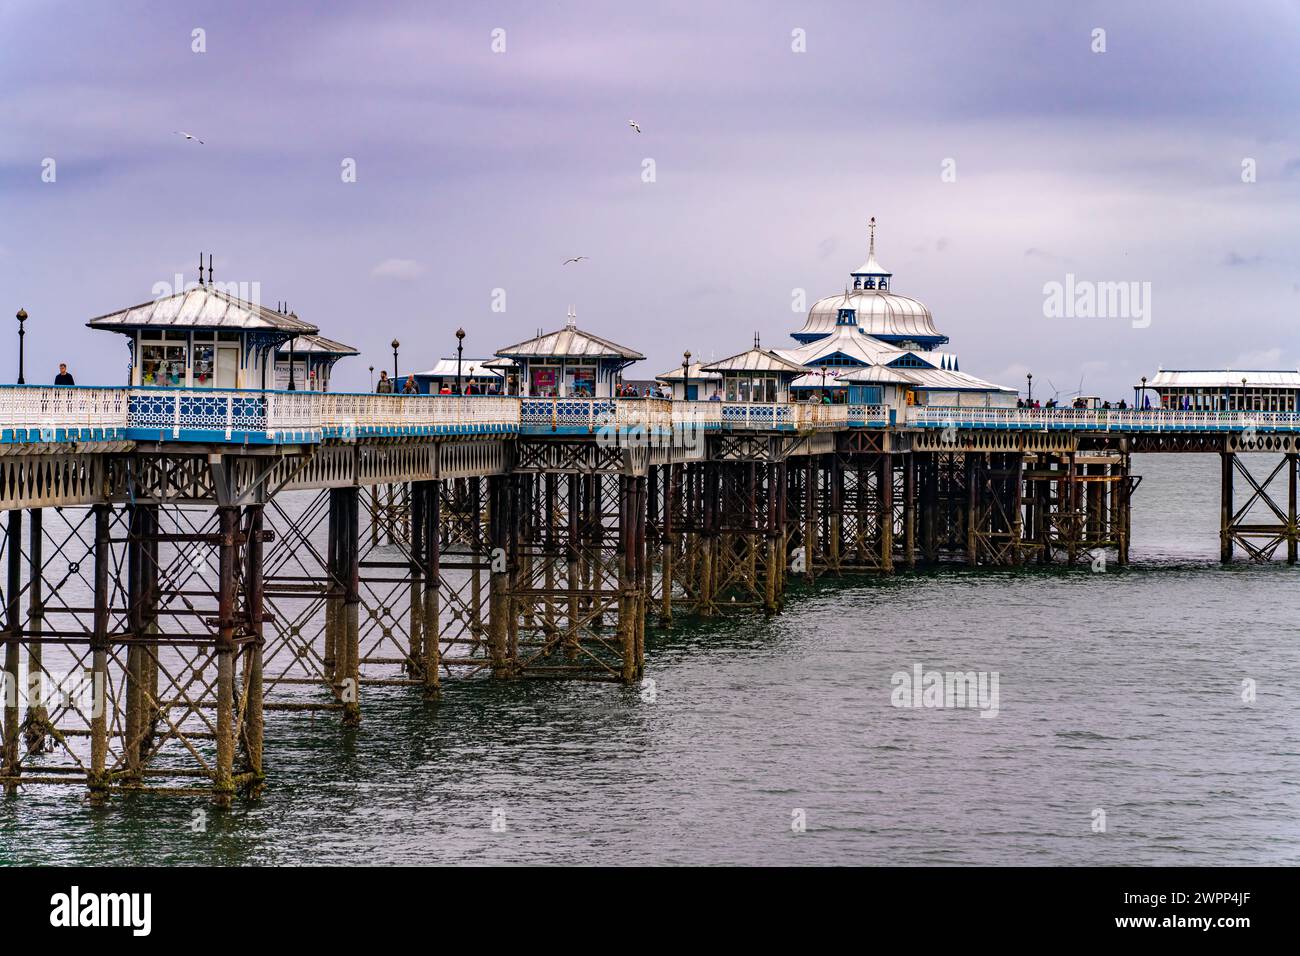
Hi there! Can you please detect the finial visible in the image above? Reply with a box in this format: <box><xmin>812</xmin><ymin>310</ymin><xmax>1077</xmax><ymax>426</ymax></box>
<box><xmin>754</xmin><ymin>331</ymin><xmax>761</xmax><ymax>348</ymax></box>
<box><xmin>868</xmin><ymin>216</ymin><xmax>877</xmax><ymax>256</ymax></box>
<box><xmin>198</xmin><ymin>252</ymin><xmax>204</xmax><ymax>286</ymax></box>
<box><xmin>566</xmin><ymin>306</ymin><xmax>576</xmax><ymax>329</ymax></box>
<box><xmin>207</xmin><ymin>254</ymin><xmax>214</xmax><ymax>286</ymax></box>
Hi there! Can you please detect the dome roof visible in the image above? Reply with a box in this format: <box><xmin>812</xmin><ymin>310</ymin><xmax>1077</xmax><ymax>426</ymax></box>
<box><xmin>792</xmin><ymin>219</ymin><xmax>947</xmax><ymax>345</ymax></box>
<box><xmin>796</xmin><ymin>289</ymin><xmax>944</xmax><ymax>343</ymax></box>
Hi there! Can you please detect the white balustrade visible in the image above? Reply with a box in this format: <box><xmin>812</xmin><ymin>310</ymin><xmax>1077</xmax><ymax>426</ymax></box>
<box><xmin>0</xmin><ymin>386</ymin><xmax>130</xmax><ymax>434</ymax></box>
<box><xmin>9</xmin><ymin>385</ymin><xmax>1300</xmax><ymax>446</ymax></box>
<box><xmin>906</xmin><ymin>406</ymin><xmax>1300</xmax><ymax>431</ymax></box>
<box><xmin>795</xmin><ymin>402</ymin><xmax>849</xmax><ymax>429</ymax></box>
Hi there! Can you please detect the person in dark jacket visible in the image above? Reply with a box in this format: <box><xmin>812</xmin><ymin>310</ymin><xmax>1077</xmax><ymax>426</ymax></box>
<box><xmin>54</xmin><ymin>363</ymin><xmax>75</xmax><ymax>385</ymax></box>
<box><xmin>376</xmin><ymin>371</ymin><xmax>394</xmax><ymax>393</ymax></box>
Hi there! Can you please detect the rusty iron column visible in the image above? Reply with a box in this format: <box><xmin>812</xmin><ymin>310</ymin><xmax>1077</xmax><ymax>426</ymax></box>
<box><xmin>803</xmin><ymin>457</ymin><xmax>818</xmax><ymax>582</ymax></box>
<box><xmin>213</xmin><ymin>504</ymin><xmax>239</xmax><ymax>806</ymax></box>
<box><xmin>342</xmin><ymin>487</ymin><xmax>361</xmax><ymax>726</ymax></box>
<box><xmin>124</xmin><ymin>504</ymin><xmax>147</xmax><ymax>788</ymax></box>
<box><xmin>1284</xmin><ymin>452</ymin><xmax>1294</xmax><ymax>564</ymax></box>
<box><xmin>903</xmin><ymin>453</ymin><xmax>916</xmax><ymax>569</ymax></box>
<box><xmin>487</xmin><ymin>474</ymin><xmax>511</xmax><ymax>677</ymax></box>
<box><xmin>635</xmin><ymin>475</ymin><xmax>648</xmax><ymax>676</ymax></box>
<box><xmin>24</xmin><ymin>509</ymin><xmax>46</xmax><ymax>757</ymax></box>
<box><xmin>965</xmin><ymin>454</ymin><xmax>979</xmax><ymax>566</ymax></box>
<box><xmin>88</xmin><ymin>504</ymin><xmax>111</xmax><ymax>804</ymax></box>
<box><xmin>618</xmin><ymin>476</ymin><xmax>636</xmax><ymax>683</ymax></box>
<box><xmin>880</xmin><ymin>453</ymin><xmax>895</xmax><ymax>572</ymax></box>
<box><xmin>408</xmin><ymin>480</ymin><xmax>425</xmax><ymax>677</ymax></box>
<box><xmin>699</xmin><ymin>463</ymin><xmax>718</xmax><ymax>615</ymax></box>
<box><xmin>243</xmin><ymin>503</ymin><xmax>265</xmax><ymax>796</ymax></box>
<box><xmin>661</xmin><ymin>465</ymin><xmax>676</xmax><ymax>626</ymax></box>
<box><xmin>2</xmin><ymin>509</ymin><xmax>20</xmax><ymax>794</ymax></box>
<box><xmin>827</xmin><ymin>455</ymin><xmax>842</xmax><ymax>573</ymax></box>
<box><xmin>1220</xmin><ymin>450</ymin><xmax>1234</xmax><ymax>564</ymax></box>
<box><xmin>764</xmin><ymin>462</ymin><xmax>779</xmax><ymax>615</ymax></box>
<box><xmin>324</xmin><ymin>489</ymin><xmax>342</xmax><ymax>686</ymax></box>
<box><xmin>422</xmin><ymin>480</ymin><xmax>442</xmax><ymax>697</ymax></box>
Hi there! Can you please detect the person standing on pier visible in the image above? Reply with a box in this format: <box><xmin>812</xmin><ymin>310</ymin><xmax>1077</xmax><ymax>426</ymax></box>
<box><xmin>54</xmin><ymin>363</ymin><xmax>75</xmax><ymax>385</ymax></box>
<box><xmin>376</xmin><ymin>370</ymin><xmax>394</xmax><ymax>393</ymax></box>
<box><xmin>402</xmin><ymin>375</ymin><xmax>418</xmax><ymax>394</ymax></box>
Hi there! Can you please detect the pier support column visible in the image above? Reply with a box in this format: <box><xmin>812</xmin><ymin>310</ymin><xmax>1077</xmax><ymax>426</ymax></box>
<box><xmin>764</xmin><ymin>463</ymin><xmax>780</xmax><ymax>615</ymax></box>
<box><xmin>1220</xmin><ymin>451</ymin><xmax>1234</xmax><ymax>564</ymax></box>
<box><xmin>698</xmin><ymin>463</ymin><xmax>718</xmax><ymax>615</ymax></box>
<box><xmin>1113</xmin><ymin>453</ymin><xmax>1132</xmax><ymax>566</ymax></box>
<box><xmin>803</xmin><ymin>457</ymin><xmax>818</xmax><ymax>583</ymax></box>
<box><xmin>1284</xmin><ymin>452</ymin><xmax>1294</xmax><ymax>564</ymax></box>
<box><xmin>242</xmin><ymin>503</ymin><xmax>266</xmax><ymax>797</ymax></box>
<box><xmin>966</xmin><ymin>454</ymin><xmax>979</xmax><ymax>566</ymax></box>
<box><xmin>903</xmin><ymin>454</ymin><xmax>916</xmax><ymax>570</ymax></box>
<box><xmin>422</xmin><ymin>480</ymin><xmax>442</xmax><ymax>697</ymax></box>
<box><xmin>24</xmin><ymin>509</ymin><xmax>46</xmax><ymax>757</ymax></box>
<box><xmin>827</xmin><ymin>455</ymin><xmax>842</xmax><ymax>574</ymax></box>
<box><xmin>213</xmin><ymin>504</ymin><xmax>239</xmax><ymax>807</ymax></box>
<box><xmin>342</xmin><ymin>487</ymin><xmax>362</xmax><ymax>726</ymax></box>
<box><xmin>408</xmin><ymin>480</ymin><xmax>424</xmax><ymax>677</ymax></box>
<box><xmin>124</xmin><ymin>504</ymin><xmax>147</xmax><ymax>788</ymax></box>
<box><xmin>2</xmin><ymin>510</ymin><xmax>20</xmax><ymax>795</ymax></box>
<box><xmin>324</xmin><ymin>490</ymin><xmax>342</xmax><ymax>686</ymax></box>
<box><xmin>921</xmin><ymin>454</ymin><xmax>938</xmax><ymax>564</ymax></box>
<box><xmin>660</xmin><ymin>465</ymin><xmax>677</xmax><ymax>626</ymax></box>
<box><xmin>487</xmin><ymin>474</ymin><xmax>512</xmax><ymax>677</ymax></box>
<box><xmin>880</xmin><ymin>453</ymin><xmax>895</xmax><ymax>573</ymax></box>
<box><xmin>88</xmin><ymin>504</ymin><xmax>111</xmax><ymax>805</ymax></box>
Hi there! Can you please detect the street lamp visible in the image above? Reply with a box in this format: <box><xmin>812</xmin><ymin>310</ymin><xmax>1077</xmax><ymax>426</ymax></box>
<box><xmin>455</xmin><ymin>327</ymin><xmax>465</xmax><ymax>395</ymax></box>
<box><xmin>1242</xmin><ymin>376</ymin><xmax>1248</xmax><ymax>413</ymax></box>
<box><xmin>368</xmin><ymin>365</ymin><xmax>374</xmax><ymax>390</ymax></box>
<box><xmin>1139</xmin><ymin>375</ymin><xmax>1147</xmax><ymax>410</ymax></box>
<box><xmin>15</xmin><ymin>308</ymin><xmax>27</xmax><ymax>384</ymax></box>
<box><xmin>287</xmin><ymin>336</ymin><xmax>297</xmax><ymax>391</ymax></box>
<box><xmin>1026</xmin><ymin>372</ymin><xmax>1032</xmax><ymax>405</ymax></box>
<box><xmin>682</xmin><ymin>350</ymin><xmax>691</xmax><ymax>401</ymax></box>
<box><xmin>391</xmin><ymin>339</ymin><xmax>400</xmax><ymax>381</ymax></box>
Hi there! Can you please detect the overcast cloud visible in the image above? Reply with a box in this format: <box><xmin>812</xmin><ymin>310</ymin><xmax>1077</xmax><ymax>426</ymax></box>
<box><xmin>2</xmin><ymin>0</ymin><xmax>1298</xmax><ymax>396</ymax></box>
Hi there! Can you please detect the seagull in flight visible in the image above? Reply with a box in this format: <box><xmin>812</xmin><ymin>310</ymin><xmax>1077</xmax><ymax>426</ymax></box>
<box><xmin>628</xmin><ymin>120</ymin><xmax>641</xmax><ymax>134</ymax></box>
<box><xmin>173</xmin><ymin>131</ymin><xmax>205</xmax><ymax>144</ymax></box>
<box><xmin>562</xmin><ymin>256</ymin><xmax>588</xmax><ymax>265</ymax></box>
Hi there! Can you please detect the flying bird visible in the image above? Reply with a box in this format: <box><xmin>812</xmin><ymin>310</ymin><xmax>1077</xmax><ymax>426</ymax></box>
<box><xmin>173</xmin><ymin>131</ymin><xmax>204</xmax><ymax>144</ymax></box>
<box><xmin>628</xmin><ymin>120</ymin><xmax>641</xmax><ymax>133</ymax></box>
<box><xmin>562</xmin><ymin>256</ymin><xmax>588</xmax><ymax>265</ymax></box>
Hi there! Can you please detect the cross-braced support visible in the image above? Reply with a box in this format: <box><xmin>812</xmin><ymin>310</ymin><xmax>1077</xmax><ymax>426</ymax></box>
<box><xmin>1220</xmin><ymin>450</ymin><xmax>1299</xmax><ymax>563</ymax></box>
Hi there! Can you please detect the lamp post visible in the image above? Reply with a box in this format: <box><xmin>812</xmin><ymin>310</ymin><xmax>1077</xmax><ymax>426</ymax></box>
<box><xmin>1139</xmin><ymin>375</ymin><xmax>1147</xmax><ymax>410</ymax></box>
<box><xmin>287</xmin><ymin>337</ymin><xmax>297</xmax><ymax>391</ymax></box>
<box><xmin>391</xmin><ymin>339</ymin><xmax>400</xmax><ymax>382</ymax></box>
<box><xmin>1242</xmin><ymin>376</ymin><xmax>1248</xmax><ymax>413</ymax></box>
<box><xmin>680</xmin><ymin>350</ymin><xmax>690</xmax><ymax>401</ymax></box>
<box><xmin>15</xmin><ymin>308</ymin><xmax>27</xmax><ymax>384</ymax></box>
<box><xmin>1026</xmin><ymin>372</ymin><xmax>1032</xmax><ymax>405</ymax></box>
<box><xmin>455</xmin><ymin>327</ymin><xmax>466</xmax><ymax>395</ymax></box>
<box><xmin>369</xmin><ymin>365</ymin><xmax>374</xmax><ymax>390</ymax></box>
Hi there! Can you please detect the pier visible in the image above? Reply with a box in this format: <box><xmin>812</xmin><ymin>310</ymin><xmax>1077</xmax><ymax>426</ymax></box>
<box><xmin>1</xmin><ymin>383</ymin><xmax>1296</xmax><ymax>802</ymax></box>
<box><xmin>2</xmin><ymin>236</ymin><xmax>1298</xmax><ymax>804</ymax></box>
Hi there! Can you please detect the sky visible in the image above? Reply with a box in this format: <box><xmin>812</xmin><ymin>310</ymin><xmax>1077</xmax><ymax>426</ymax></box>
<box><xmin>1</xmin><ymin>0</ymin><xmax>1298</xmax><ymax>399</ymax></box>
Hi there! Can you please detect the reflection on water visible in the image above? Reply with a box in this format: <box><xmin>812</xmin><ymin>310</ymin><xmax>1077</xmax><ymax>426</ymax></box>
<box><xmin>1</xmin><ymin>454</ymin><xmax>1297</xmax><ymax>865</ymax></box>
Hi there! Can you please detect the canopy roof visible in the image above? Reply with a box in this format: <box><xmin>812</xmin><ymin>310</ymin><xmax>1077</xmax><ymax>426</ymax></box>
<box><xmin>414</xmin><ymin>359</ymin><xmax>504</xmax><ymax>379</ymax></box>
<box><xmin>276</xmin><ymin>333</ymin><xmax>358</xmax><ymax>356</ymax></box>
<box><xmin>656</xmin><ymin>362</ymin><xmax>722</xmax><ymax>382</ymax></box>
<box><xmin>88</xmin><ymin>285</ymin><xmax>318</xmax><ymax>334</ymax></box>
<box><xmin>1149</xmin><ymin>369</ymin><xmax>1300</xmax><ymax>389</ymax></box>
<box><xmin>495</xmin><ymin>314</ymin><xmax>643</xmax><ymax>362</ymax></box>
<box><xmin>703</xmin><ymin>347</ymin><xmax>807</xmax><ymax>375</ymax></box>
